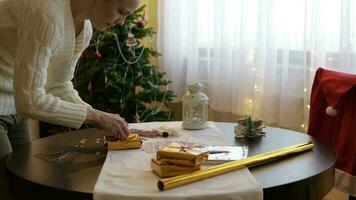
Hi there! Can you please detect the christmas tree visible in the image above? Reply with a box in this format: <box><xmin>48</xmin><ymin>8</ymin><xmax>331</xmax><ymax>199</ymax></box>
<box><xmin>73</xmin><ymin>6</ymin><xmax>175</xmax><ymax>123</ymax></box>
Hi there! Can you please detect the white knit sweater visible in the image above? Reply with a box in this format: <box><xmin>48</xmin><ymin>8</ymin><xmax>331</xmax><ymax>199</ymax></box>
<box><xmin>0</xmin><ymin>0</ymin><xmax>93</xmax><ymax>129</ymax></box>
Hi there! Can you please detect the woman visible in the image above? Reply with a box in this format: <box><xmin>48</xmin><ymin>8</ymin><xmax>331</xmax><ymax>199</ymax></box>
<box><xmin>0</xmin><ymin>0</ymin><xmax>140</xmax><ymax>198</ymax></box>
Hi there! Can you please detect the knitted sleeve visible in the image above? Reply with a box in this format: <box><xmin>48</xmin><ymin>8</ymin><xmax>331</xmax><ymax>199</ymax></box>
<box><xmin>45</xmin><ymin>21</ymin><xmax>93</xmax><ymax>109</ymax></box>
<box><xmin>13</xmin><ymin>1</ymin><xmax>87</xmax><ymax>129</ymax></box>
<box><xmin>45</xmin><ymin>81</ymin><xmax>92</xmax><ymax>108</ymax></box>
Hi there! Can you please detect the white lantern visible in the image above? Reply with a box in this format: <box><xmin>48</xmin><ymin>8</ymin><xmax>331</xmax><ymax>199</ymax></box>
<box><xmin>182</xmin><ymin>82</ymin><xmax>209</xmax><ymax>129</ymax></box>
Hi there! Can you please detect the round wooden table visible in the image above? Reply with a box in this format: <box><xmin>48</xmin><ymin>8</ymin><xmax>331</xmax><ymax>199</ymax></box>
<box><xmin>6</xmin><ymin>122</ymin><xmax>335</xmax><ymax>200</ymax></box>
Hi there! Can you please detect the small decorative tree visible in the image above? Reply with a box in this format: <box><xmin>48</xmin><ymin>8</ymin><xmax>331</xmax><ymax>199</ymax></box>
<box><xmin>245</xmin><ymin>116</ymin><xmax>256</xmax><ymax>137</ymax></box>
<box><xmin>74</xmin><ymin>6</ymin><xmax>175</xmax><ymax>123</ymax></box>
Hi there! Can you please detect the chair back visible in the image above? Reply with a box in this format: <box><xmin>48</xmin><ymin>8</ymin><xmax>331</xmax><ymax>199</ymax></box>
<box><xmin>308</xmin><ymin>68</ymin><xmax>356</xmax><ymax>197</ymax></box>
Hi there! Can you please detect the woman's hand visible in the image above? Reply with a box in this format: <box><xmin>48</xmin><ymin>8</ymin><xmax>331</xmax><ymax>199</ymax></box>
<box><xmin>85</xmin><ymin>108</ymin><xmax>129</xmax><ymax>140</ymax></box>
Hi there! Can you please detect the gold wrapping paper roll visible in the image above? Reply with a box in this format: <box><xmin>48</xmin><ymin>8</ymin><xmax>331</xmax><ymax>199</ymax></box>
<box><xmin>158</xmin><ymin>142</ymin><xmax>314</xmax><ymax>191</ymax></box>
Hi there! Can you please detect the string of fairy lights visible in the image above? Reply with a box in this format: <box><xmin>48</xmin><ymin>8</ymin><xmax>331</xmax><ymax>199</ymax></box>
<box><xmin>245</xmin><ymin>50</ymin><xmax>326</xmax><ymax>131</ymax></box>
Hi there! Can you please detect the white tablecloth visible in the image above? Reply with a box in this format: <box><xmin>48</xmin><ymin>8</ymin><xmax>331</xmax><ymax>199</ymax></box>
<box><xmin>94</xmin><ymin>121</ymin><xmax>263</xmax><ymax>200</ymax></box>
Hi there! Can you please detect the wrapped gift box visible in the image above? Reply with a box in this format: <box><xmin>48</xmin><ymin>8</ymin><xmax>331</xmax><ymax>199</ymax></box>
<box><xmin>156</xmin><ymin>142</ymin><xmax>208</xmax><ymax>167</ymax></box>
<box><xmin>151</xmin><ymin>159</ymin><xmax>201</xmax><ymax>178</ymax></box>
<box><xmin>105</xmin><ymin>134</ymin><xmax>142</xmax><ymax>150</ymax></box>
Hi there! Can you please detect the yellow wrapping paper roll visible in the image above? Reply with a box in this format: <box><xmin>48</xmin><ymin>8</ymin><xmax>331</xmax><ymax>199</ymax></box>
<box><xmin>158</xmin><ymin>142</ymin><xmax>314</xmax><ymax>191</ymax></box>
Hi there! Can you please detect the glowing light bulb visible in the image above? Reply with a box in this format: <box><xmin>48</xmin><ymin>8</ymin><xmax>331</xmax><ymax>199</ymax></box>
<box><xmin>304</xmin><ymin>88</ymin><xmax>307</xmax><ymax>92</ymax></box>
<box><xmin>247</xmin><ymin>50</ymin><xmax>255</xmax><ymax>61</ymax></box>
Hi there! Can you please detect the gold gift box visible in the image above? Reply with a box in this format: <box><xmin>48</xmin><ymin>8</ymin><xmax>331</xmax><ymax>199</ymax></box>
<box><xmin>151</xmin><ymin>159</ymin><xmax>201</xmax><ymax>178</ymax></box>
<box><xmin>105</xmin><ymin>134</ymin><xmax>142</xmax><ymax>150</ymax></box>
<box><xmin>156</xmin><ymin>143</ymin><xmax>209</xmax><ymax>167</ymax></box>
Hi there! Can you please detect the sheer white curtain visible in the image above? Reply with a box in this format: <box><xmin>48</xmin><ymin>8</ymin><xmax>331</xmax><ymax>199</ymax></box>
<box><xmin>157</xmin><ymin>0</ymin><xmax>356</xmax><ymax>130</ymax></box>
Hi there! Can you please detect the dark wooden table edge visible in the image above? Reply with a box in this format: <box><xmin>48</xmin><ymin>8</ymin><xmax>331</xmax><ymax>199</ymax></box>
<box><xmin>7</xmin><ymin>167</ymin><xmax>90</xmax><ymax>200</ymax></box>
<box><xmin>258</xmin><ymin>135</ymin><xmax>336</xmax><ymax>199</ymax></box>
<box><xmin>7</xmin><ymin>154</ymin><xmax>336</xmax><ymax>200</ymax></box>
<box><xmin>260</xmin><ymin>161</ymin><xmax>335</xmax><ymax>199</ymax></box>
<box><xmin>8</xmin><ymin>165</ymin><xmax>334</xmax><ymax>200</ymax></box>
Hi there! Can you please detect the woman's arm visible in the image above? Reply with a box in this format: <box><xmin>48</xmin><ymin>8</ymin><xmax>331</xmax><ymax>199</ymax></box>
<box><xmin>13</xmin><ymin>1</ymin><xmax>129</xmax><ymax>139</ymax></box>
<box><xmin>85</xmin><ymin>108</ymin><xmax>129</xmax><ymax>140</ymax></box>
<box><xmin>45</xmin><ymin>20</ymin><xmax>93</xmax><ymax>108</ymax></box>
<box><xmin>13</xmin><ymin>1</ymin><xmax>87</xmax><ymax>129</ymax></box>
<box><xmin>45</xmin><ymin>81</ymin><xmax>92</xmax><ymax>108</ymax></box>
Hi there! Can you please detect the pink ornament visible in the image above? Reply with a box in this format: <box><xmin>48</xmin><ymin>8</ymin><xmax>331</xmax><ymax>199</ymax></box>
<box><xmin>126</xmin><ymin>33</ymin><xmax>138</xmax><ymax>47</ymax></box>
<box><xmin>137</xmin><ymin>20</ymin><xmax>146</xmax><ymax>28</ymax></box>
<box><xmin>81</xmin><ymin>50</ymin><xmax>90</xmax><ymax>58</ymax></box>
<box><xmin>137</xmin><ymin>10</ymin><xmax>147</xmax><ymax>28</ymax></box>
<box><xmin>87</xmin><ymin>81</ymin><xmax>93</xmax><ymax>96</ymax></box>
<box><xmin>94</xmin><ymin>51</ymin><xmax>102</xmax><ymax>60</ymax></box>
<box><xmin>126</xmin><ymin>38</ymin><xmax>137</xmax><ymax>47</ymax></box>
<box><xmin>142</xmin><ymin>10</ymin><xmax>148</xmax><ymax>22</ymax></box>
<box><xmin>143</xmin><ymin>10</ymin><xmax>148</xmax><ymax>22</ymax></box>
